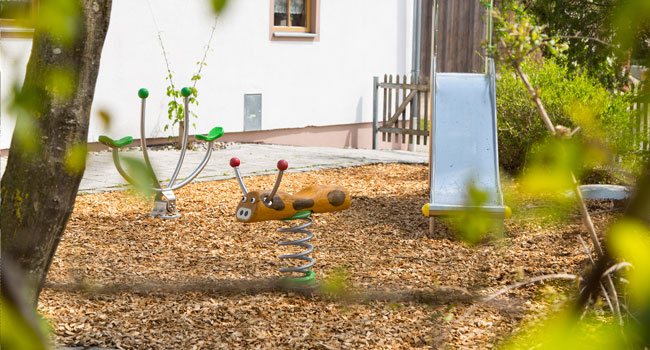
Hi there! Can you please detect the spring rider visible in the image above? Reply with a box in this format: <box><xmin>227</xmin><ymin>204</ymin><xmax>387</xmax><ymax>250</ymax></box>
<box><xmin>229</xmin><ymin>157</ymin><xmax>351</xmax><ymax>287</ymax></box>
<box><xmin>99</xmin><ymin>87</ymin><xmax>224</xmax><ymax>218</ymax></box>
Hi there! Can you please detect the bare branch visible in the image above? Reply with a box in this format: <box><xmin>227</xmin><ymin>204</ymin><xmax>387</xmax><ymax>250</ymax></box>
<box><xmin>602</xmin><ymin>262</ymin><xmax>633</xmax><ymax>278</ymax></box>
<box><xmin>481</xmin><ymin>274</ymin><xmax>580</xmax><ymax>304</ymax></box>
<box><xmin>558</xmin><ymin>35</ymin><xmax>614</xmax><ymax>47</ymax></box>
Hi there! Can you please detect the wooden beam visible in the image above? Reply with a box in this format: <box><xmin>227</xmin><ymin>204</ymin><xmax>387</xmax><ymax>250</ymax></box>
<box><xmin>377</xmin><ymin>83</ymin><xmax>429</xmax><ymax>90</ymax></box>
<box><xmin>384</xmin><ymin>89</ymin><xmax>417</xmax><ymax>127</ymax></box>
<box><xmin>377</xmin><ymin>127</ymin><xmax>429</xmax><ymax>136</ymax></box>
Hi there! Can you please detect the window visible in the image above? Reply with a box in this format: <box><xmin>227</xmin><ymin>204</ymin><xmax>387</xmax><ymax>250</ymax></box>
<box><xmin>270</xmin><ymin>0</ymin><xmax>319</xmax><ymax>41</ymax></box>
<box><xmin>274</xmin><ymin>0</ymin><xmax>309</xmax><ymax>32</ymax></box>
<box><xmin>0</xmin><ymin>0</ymin><xmax>36</xmax><ymax>39</ymax></box>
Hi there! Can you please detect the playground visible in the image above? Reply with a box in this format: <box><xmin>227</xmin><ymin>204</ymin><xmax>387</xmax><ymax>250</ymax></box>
<box><xmin>38</xmin><ymin>161</ymin><xmax>615</xmax><ymax>349</ymax></box>
<box><xmin>2</xmin><ymin>0</ymin><xmax>648</xmax><ymax>348</ymax></box>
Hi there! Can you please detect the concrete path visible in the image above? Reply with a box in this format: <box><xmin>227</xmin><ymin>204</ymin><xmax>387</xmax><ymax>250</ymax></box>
<box><xmin>1</xmin><ymin>143</ymin><xmax>428</xmax><ymax>194</ymax></box>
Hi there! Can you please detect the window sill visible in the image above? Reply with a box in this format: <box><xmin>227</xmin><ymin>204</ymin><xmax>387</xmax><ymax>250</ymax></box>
<box><xmin>273</xmin><ymin>32</ymin><xmax>317</xmax><ymax>38</ymax></box>
<box><xmin>0</xmin><ymin>27</ymin><xmax>34</xmax><ymax>39</ymax></box>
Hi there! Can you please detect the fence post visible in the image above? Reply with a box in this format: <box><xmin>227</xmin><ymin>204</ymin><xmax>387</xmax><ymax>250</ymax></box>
<box><xmin>372</xmin><ymin>76</ymin><xmax>379</xmax><ymax>150</ymax></box>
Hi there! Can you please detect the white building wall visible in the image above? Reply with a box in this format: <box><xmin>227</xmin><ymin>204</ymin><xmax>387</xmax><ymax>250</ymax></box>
<box><xmin>1</xmin><ymin>39</ymin><xmax>31</xmax><ymax>149</ymax></box>
<box><xmin>1</xmin><ymin>0</ymin><xmax>413</xmax><ymax>149</ymax></box>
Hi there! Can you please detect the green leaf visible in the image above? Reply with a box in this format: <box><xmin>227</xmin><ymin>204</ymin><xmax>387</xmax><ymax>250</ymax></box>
<box><xmin>97</xmin><ymin>109</ymin><xmax>112</xmax><ymax>129</ymax></box>
<box><xmin>319</xmin><ymin>267</ymin><xmax>350</xmax><ymax>299</ymax></box>
<box><xmin>210</xmin><ymin>0</ymin><xmax>229</xmax><ymax>14</ymax></box>
<box><xmin>45</xmin><ymin>67</ymin><xmax>76</xmax><ymax>99</ymax></box>
<box><xmin>121</xmin><ymin>156</ymin><xmax>156</xmax><ymax>198</ymax></box>
<box><xmin>1</xmin><ymin>297</ymin><xmax>49</xmax><ymax>350</ymax></box>
<box><xmin>36</xmin><ymin>0</ymin><xmax>82</xmax><ymax>44</ymax></box>
<box><xmin>501</xmin><ymin>312</ymin><xmax>625</xmax><ymax>349</ymax></box>
<box><xmin>64</xmin><ymin>143</ymin><xmax>87</xmax><ymax>175</ymax></box>
<box><xmin>519</xmin><ymin>137</ymin><xmax>593</xmax><ymax>198</ymax></box>
<box><xmin>12</xmin><ymin>111</ymin><xmax>41</xmax><ymax>155</ymax></box>
<box><xmin>448</xmin><ymin>181</ymin><xmax>502</xmax><ymax>245</ymax></box>
<box><xmin>607</xmin><ymin>219</ymin><xmax>650</xmax><ymax>309</ymax></box>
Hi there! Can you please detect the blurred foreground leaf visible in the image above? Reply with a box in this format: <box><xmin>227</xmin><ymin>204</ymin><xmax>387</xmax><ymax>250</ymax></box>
<box><xmin>210</xmin><ymin>0</ymin><xmax>229</xmax><ymax>14</ymax></box>
<box><xmin>521</xmin><ymin>139</ymin><xmax>579</xmax><ymax>196</ymax></box>
<box><xmin>501</xmin><ymin>311</ymin><xmax>625</xmax><ymax>349</ymax></box>
<box><xmin>36</xmin><ymin>0</ymin><xmax>81</xmax><ymax>44</ymax></box>
<box><xmin>63</xmin><ymin>143</ymin><xmax>87</xmax><ymax>175</ymax></box>
<box><xmin>521</xmin><ymin>138</ymin><xmax>605</xmax><ymax>197</ymax></box>
<box><xmin>608</xmin><ymin>219</ymin><xmax>650</xmax><ymax>309</ymax></box>
<box><xmin>45</xmin><ymin>67</ymin><xmax>76</xmax><ymax>99</ymax></box>
<box><xmin>121</xmin><ymin>156</ymin><xmax>155</xmax><ymax>199</ymax></box>
<box><xmin>320</xmin><ymin>267</ymin><xmax>350</xmax><ymax>299</ymax></box>
<box><xmin>97</xmin><ymin>109</ymin><xmax>112</xmax><ymax>129</ymax></box>
<box><xmin>613</xmin><ymin>0</ymin><xmax>650</xmax><ymax>58</ymax></box>
<box><xmin>8</xmin><ymin>82</ymin><xmax>45</xmax><ymax>155</ymax></box>
<box><xmin>0</xmin><ymin>297</ymin><xmax>49</xmax><ymax>350</ymax></box>
<box><xmin>449</xmin><ymin>183</ymin><xmax>502</xmax><ymax>245</ymax></box>
<box><xmin>11</xmin><ymin>112</ymin><xmax>41</xmax><ymax>155</ymax></box>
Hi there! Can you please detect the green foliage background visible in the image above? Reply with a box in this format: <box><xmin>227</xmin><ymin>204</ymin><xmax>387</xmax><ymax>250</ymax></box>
<box><xmin>496</xmin><ymin>58</ymin><xmax>637</xmax><ymax>174</ymax></box>
<box><xmin>522</xmin><ymin>0</ymin><xmax>650</xmax><ymax>88</ymax></box>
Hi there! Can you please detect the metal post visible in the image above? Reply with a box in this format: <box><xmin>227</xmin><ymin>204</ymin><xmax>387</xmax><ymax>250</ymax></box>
<box><xmin>485</xmin><ymin>0</ymin><xmax>494</xmax><ymax>74</ymax></box>
<box><xmin>372</xmin><ymin>76</ymin><xmax>379</xmax><ymax>150</ymax></box>
<box><xmin>428</xmin><ymin>0</ymin><xmax>438</xmax><ymax>235</ymax></box>
<box><xmin>411</xmin><ymin>0</ymin><xmax>422</xmax><ymax>80</ymax></box>
<box><xmin>168</xmin><ymin>96</ymin><xmax>191</xmax><ymax>187</ymax></box>
<box><xmin>410</xmin><ymin>0</ymin><xmax>422</xmax><ymax>152</ymax></box>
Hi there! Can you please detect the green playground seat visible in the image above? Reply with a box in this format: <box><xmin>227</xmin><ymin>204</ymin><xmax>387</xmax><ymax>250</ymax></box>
<box><xmin>281</xmin><ymin>210</ymin><xmax>313</xmax><ymax>221</ymax></box>
<box><xmin>99</xmin><ymin>135</ymin><xmax>134</xmax><ymax>148</ymax></box>
<box><xmin>194</xmin><ymin>126</ymin><xmax>224</xmax><ymax>142</ymax></box>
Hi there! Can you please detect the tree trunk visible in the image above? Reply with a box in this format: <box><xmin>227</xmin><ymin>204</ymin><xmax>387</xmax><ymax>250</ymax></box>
<box><xmin>0</xmin><ymin>0</ymin><xmax>112</xmax><ymax>307</ymax></box>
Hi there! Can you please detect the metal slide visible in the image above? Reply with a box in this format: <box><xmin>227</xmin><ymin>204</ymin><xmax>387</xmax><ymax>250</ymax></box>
<box><xmin>422</xmin><ymin>1</ymin><xmax>508</xmax><ymax>218</ymax></box>
<box><xmin>423</xmin><ymin>60</ymin><xmax>506</xmax><ymax>216</ymax></box>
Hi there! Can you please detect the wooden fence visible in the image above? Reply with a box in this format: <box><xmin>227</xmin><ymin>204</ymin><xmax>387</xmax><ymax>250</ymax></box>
<box><xmin>435</xmin><ymin>0</ymin><xmax>487</xmax><ymax>73</ymax></box>
<box><xmin>371</xmin><ymin>0</ymin><xmax>489</xmax><ymax>149</ymax></box>
<box><xmin>417</xmin><ymin>0</ymin><xmax>489</xmax><ymax>79</ymax></box>
<box><xmin>372</xmin><ymin>74</ymin><xmax>430</xmax><ymax>148</ymax></box>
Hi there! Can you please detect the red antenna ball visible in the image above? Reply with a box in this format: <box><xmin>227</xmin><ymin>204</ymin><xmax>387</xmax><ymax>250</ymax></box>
<box><xmin>277</xmin><ymin>159</ymin><xmax>288</xmax><ymax>171</ymax></box>
<box><xmin>230</xmin><ymin>157</ymin><xmax>240</xmax><ymax>167</ymax></box>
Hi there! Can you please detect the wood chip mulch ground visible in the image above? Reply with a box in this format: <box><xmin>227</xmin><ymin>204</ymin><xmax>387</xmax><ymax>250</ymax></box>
<box><xmin>39</xmin><ymin>163</ymin><xmax>619</xmax><ymax>349</ymax></box>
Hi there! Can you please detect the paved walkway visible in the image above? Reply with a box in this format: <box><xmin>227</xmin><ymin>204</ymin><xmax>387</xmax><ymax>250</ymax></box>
<box><xmin>0</xmin><ymin>144</ymin><xmax>428</xmax><ymax>193</ymax></box>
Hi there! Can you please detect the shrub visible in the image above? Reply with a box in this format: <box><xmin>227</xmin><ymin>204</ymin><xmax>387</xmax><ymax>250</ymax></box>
<box><xmin>496</xmin><ymin>57</ymin><xmax>637</xmax><ymax>174</ymax></box>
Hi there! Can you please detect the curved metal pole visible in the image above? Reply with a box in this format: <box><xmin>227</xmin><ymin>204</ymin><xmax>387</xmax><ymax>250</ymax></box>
<box><xmin>266</xmin><ymin>160</ymin><xmax>287</xmax><ymax>203</ymax></box>
<box><xmin>139</xmin><ymin>97</ymin><xmax>161</xmax><ymax>188</ymax></box>
<box><xmin>110</xmin><ymin>148</ymin><xmax>136</xmax><ymax>185</ymax></box>
<box><xmin>233</xmin><ymin>167</ymin><xmax>248</xmax><ymax>194</ymax></box>
<box><xmin>167</xmin><ymin>141</ymin><xmax>213</xmax><ymax>191</ymax></box>
<box><xmin>167</xmin><ymin>96</ymin><xmax>190</xmax><ymax>187</ymax></box>
<box><xmin>266</xmin><ymin>171</ymin><xmax>284</xmax><ymax>203</ymax></box>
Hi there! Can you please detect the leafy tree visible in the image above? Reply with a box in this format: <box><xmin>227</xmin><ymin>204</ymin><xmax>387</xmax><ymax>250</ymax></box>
<box><xmin>521</xmin><ymin>0</ymin><xmax>650</xmax><ymax>88</ymax></box>
<box><xmin>489</xmin><ymin>1</ymin><xmax>650</xmax><ymax>346</ymax></box>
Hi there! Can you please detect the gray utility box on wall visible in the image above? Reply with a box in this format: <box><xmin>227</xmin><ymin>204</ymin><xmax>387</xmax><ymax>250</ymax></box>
<box><xmin>244</xmin><ymin>94</ymin><xmax>262</xmax><ymax>131</ymax></box>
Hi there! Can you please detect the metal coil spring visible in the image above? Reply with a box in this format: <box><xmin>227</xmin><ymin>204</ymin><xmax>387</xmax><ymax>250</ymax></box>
<box><xmin>277</xmin><ymin>217</ymin><xmax>314</xmax><ymax>281</ymax></box>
